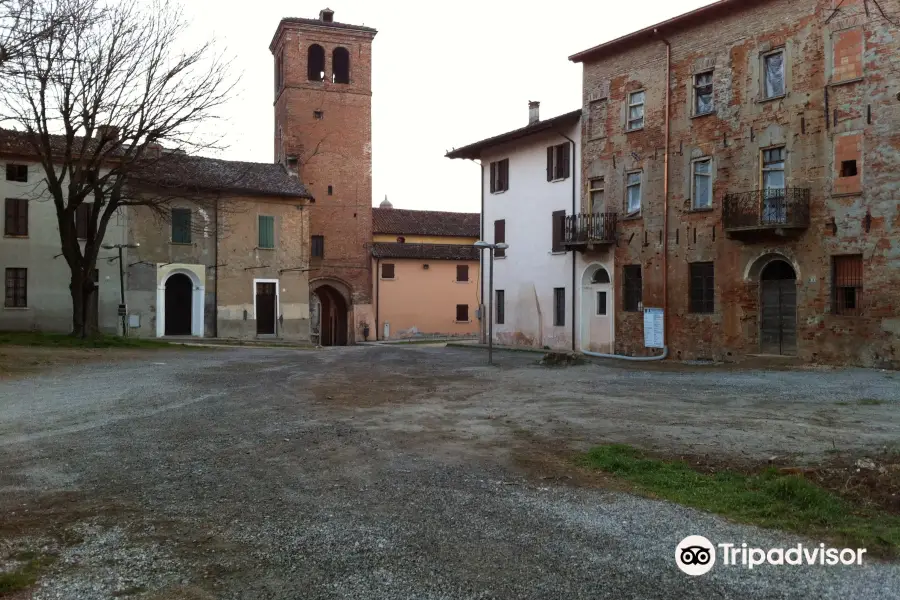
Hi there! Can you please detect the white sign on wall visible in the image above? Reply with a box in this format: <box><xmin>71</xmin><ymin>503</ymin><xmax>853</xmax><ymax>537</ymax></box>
<box><xmin>644</xmin><ymin>308</ymin><xmax>665</xmax><ymax>349</ymax></box>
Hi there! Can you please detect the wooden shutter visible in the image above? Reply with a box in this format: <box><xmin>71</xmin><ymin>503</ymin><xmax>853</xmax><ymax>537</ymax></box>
<box><xmin>500</xmin><ymin>159</ymin><xmax>509</xmax><ymax>191</ymax></box>
<box><xmin>456</xmin><ymin>264</ymin><xmax>469</xmax><ymax>282</ymax></box>
<box><xmin>547</xmin><ymin>147</ymin><xmax>554</xmax><ymax>181</ymax></box>
<box><xmin>259</xmin><ymin>215</ymin><xmax>274</xmax><ymax>248</ymax></box>
<box><xmin>381</xmin><ymin>263</ymin><xmax>395</xmax><ymax>279</ymax></box>
<box><xmin>551</xmin><ymin>210</ymin><xmax>565</xmax><ymax>252</ymax></box>
<box><xmin>496</xmin><ymin>290</ymin><xmax>505</xmax><ymax>324</ymax></box>
<box><xmin>489</xmin><ymin>162</ymin><xmax>496</xmax><ymax>193</ymax></box>
<box><xmin>4</xmin><ymin>199</ymin><xmax>15</xmax><ymax>235</ymax></box>
<box><xmin>561</xmin><ymin>143</ymin><xmax>570</xmax><ymax>179</ymax></box>
<box><xmin>172</xmin><ymin>208</ymin><xmax>191</xmax><ymax>244</ymax></box>
<box><xmin>494</xmin><ymin>219</ymin><xmax>505</xmax><ymax>257</ymax></box>
<box><xmin>456</xmin><ymin>304</ymin><xmax>468</xmax><ymax>321</ymax></box>
<box><xmin>76</xmin><ymin>203</ymin><xmax>92</xmax><ymax>240</ymax></box>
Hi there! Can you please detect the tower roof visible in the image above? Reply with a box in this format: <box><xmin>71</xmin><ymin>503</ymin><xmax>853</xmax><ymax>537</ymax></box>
<box><xmin>269</xmin><ymin>12</ymin><xmax>377</xmax><ymax>51</ymax></box>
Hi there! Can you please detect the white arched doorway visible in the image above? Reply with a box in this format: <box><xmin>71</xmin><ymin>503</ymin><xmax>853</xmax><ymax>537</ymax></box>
<box><xmin>580</xmin><ymin>263</ymin><xmax>614</xmax><ymax>353</ymax></box>
<box><xmin>156</xmin><ymin>266</ymin><xmax>205</xmax><ymax>337</ymax></box>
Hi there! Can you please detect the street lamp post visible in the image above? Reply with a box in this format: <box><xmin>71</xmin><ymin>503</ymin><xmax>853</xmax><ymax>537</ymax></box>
<box><xmin>473</xmin><ymin>240</ymin><xmax>509</xmax><ymax>366</ymax></box>
<box><xmin>102</xmin><ymin>243</ymin><xmax>140</xmax><ymax>336</ymax></box>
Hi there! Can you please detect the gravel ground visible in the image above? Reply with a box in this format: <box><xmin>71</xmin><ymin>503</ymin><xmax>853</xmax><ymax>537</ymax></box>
<box><xmin>0</xmin><ymin>345</ymin><xmax>898</xmax><ymax>599</ymax></box>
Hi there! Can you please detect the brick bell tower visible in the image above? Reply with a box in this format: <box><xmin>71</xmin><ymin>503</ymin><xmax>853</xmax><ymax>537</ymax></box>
<box><xmin>270</xmin><ymin>8</ymin><xmax>376</xmax><ymax>346</ymax></box>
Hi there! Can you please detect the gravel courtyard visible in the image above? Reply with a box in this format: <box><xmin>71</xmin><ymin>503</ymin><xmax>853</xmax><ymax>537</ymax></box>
<box><xmin>1</xmin><ymin>345</ymin><xmax>898</xmax><ymax>599</ymax></box>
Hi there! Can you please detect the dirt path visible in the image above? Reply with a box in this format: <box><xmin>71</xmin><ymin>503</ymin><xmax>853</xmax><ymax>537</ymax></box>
<box><xmin>0</xmin><ymin>346</ymin><xmax>898</xmax><ymax>599</ymax></box>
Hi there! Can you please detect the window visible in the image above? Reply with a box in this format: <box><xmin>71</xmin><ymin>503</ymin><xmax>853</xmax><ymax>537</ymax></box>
<box><xmin>623</xmin><ymin>265</ymin><xmax>642</xmax><ymax>312</ymax></box>
<box><xmin>762</xmin><ymin>147</ymin><xmax>785</xmax><ymax>190</ymax></box>
<box><xmin>4</xmin><ymin>198</ymin><xmax>27</xmax><ymax>236</ymax></box>
<box><xmin>596</xmin><ymin>291</ymin><xmax>608</xmax><ymax>316</ymax></box>
<box><xmin>381</xmin><ymin>263</ymin><xmax>395</xmax><ymax>279</ymax></box>
<box><xmin>5</xmin><ymin>164</ymin><xmax>27</xmax><ymax>182</ymax></box>
<box><xmin>546</xmin><ymin>143</ymin><xmax>570</xmax><ymax>181</ymax></box>
<box><xmin>551</xmin><ymin>210</ymin><xmax>566</xmax><ymax>253</ymax></box>
<box><xmin>456</xmin><ymin>264</ymin><xmax>469</xmax><ymax>282</ymax></box>
<box><xmin>493</xmin><ymin>219</ymin><xmax>505</xmax><ymax>257</ymax></box>
<box><xmin>258</xmin><ymin>215</ymin><xmax>275</xmax><ymax>249</ymax></box>
<box><xmin>763</xmin><ymin>49</ymin><xmax>785</xmax><ymax>99</ymax></box>
<box><xmin>275</xmin><ymin>48</ymin><xmax>284</xmax><ymax>93</ymax></box>
<box><xmin>311</xmin><ymin>235</ymin><xmax>324</xmax><ymax>258</ymax></box>
<box><xmin>832</xmin><ymin>28</ymin><xmax>863</xmax><ymax>84</ymax></box>
<box><xmin>489</xmin><ymin>159</ymin><xmax>509</xmax><ymax>193</ymax></box>
<box><xmin>171</xmin><ymin>208</ymin><xmax>191</xmax><ymax>244</ymax></box>
<box><xmin>314</xmin><ymin>110</ymin><xmax>324</xmax><ymax>120</ymax></box>
<box><xmin>553</xmin><ymin>288</ymin><xmax>566</xmax><ymax>327</ymax></box>
<box><xmin>832</xmin><ymin>255</ymin><xmax>863</xmax><ymax>316</ymax></box>
<box><xmin>327</xmin><ymin>185</ymin><xmax>333</xmax><ymax>195</ymax></box>
<box><xmin>625</xmin><ymin>171</ymin><xmax>641</xmax><ymax>214</ymax></box>
<box><xmin>590</xmin><ymin>100</ymin><xmax>607</xmax><ymax>139</ymax></box>
<box><xmin>496</xmin><ymin>290</ymin><xmax>505</xmax><ymax>324</ymax></box>
<box><xmin>332</xmin><ymin>47</ymin><xmax>350</xmax><ymax>84</ymax></box>
<box><xmin>840</xmin><ymin>160</ymin><xmax>858</xmax><ymax>178</ymax></box>
<box><xmin>456</xmin><ymin>304</ymin><xmax>469</xmax><ymax>322</ymax></box>
<box><xmin>76</xmin><ymin>203</ymin><xmax>92</xmax><ymax>240</ymax></box>
<box><xmin>4</xmin><ymin>268</ymin><xmax>26</xmax><ymax>308</ymax></box>
<box><xmin>627</xmin><ymin>90</ymin><xmax>645</xmax><ymax>131</ymax></box>
<box><xmin>693</xmin><ymin>72</ymin><xmax>714</xmax><ymax>115</ymax></box>
<box><xmin>592</xmin><ymin>268</ymin><xmax>610</xmax><ymax>284</ymax></box>
<box><xmin>691</xmin><ymin>158</ymin><xmax>712</xmax><ymax>209</ymax></box>
<box><xmin>689</xmin><ymin>262</ymin><xmax>715</xmax><ymax>314</ymax></box>
<box><xmin>308</xmin><ymin>44</ymin><xmax>325</xmax><ymax>81</ymax></box>
<box><xmin>589</xmin><ymin>178</ymin><xmax>605</xmax><ymax>214</ymax></box>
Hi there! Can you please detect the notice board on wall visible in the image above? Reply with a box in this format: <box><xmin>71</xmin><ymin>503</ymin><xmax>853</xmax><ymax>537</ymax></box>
<box><xmin>644</xmin><ymin>308</ymin><xmax>664</xmax><ymax>349</ymax></box>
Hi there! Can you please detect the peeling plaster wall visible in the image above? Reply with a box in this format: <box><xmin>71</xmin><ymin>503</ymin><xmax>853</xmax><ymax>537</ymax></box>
<box><xmin>580</xmin><ymin>0</ymin><xmax>900</xmax><ymax>367</ymax></box>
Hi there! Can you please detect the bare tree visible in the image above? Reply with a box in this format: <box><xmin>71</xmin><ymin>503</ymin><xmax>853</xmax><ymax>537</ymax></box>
<box><xmin>0</xmin><ymin>0</ymin><xmax>235</xmax><ymax>337</ymax></box>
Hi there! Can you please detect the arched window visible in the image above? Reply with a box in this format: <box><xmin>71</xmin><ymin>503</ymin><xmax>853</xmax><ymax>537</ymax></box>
<box><xmin>592</xmin><ymin>268</ymin><xmax>611</xmax><ymax>284</ymax></box>
<box><xmin>308</xmin><ymin>44</ymin><xmax>325</xmax><ymax>81</ymax></box>
<box><xmin>332</xmin><ymin>47</ymin><xmax>350</xmax><ymax>84</ymax></box>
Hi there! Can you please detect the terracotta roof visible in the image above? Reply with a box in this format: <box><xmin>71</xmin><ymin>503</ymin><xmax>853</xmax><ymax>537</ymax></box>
<box><xmin>569</xmin><ymin>0</ymin><xmax>768</xmax><ymax>63</ymax></box>
<box><xmin>372</xmin><ymin>208</ymin><xmax>480</xmax><ymax>237</ymax></box>
<box><xmin>371</xmin><ymin>243</ymin><xmax>480</xmax><ymax>261</ymax></box>
<box><xmin>445</xmin><ymin>110</ymin><xmax>581</xmax><ymax>160</ymax></box>
<box><xmin>0</xmin><ymin>127</ymin><xmax>124</xmax><ymax>158</ymax></box>
<box><xmin>134</xmin><ymin>154</ymin><xmax>313</xmax><ymax>199</ymax></box>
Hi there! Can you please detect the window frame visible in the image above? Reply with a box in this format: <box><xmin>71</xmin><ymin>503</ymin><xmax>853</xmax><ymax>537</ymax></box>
<box><xmin>311</xmin><ymin>234</ymin><xmax>325</xmax><ymax>258</ymax></box>
<box><xmin>589</xmin><ymin>178</ymin><xmax>605</xmax><ymax>214</ymax></box>
<box><xmin>76</xmin><ymin>202</ymin><xmax>93</xmax><ymax>240</ymax></box>
<box><xmin>626</xmin><ymin>90</ymin><xmax>645</xmax><ymax>131</ymax></box>
<box><xmin>4</xmin><ymin>267</ymin><xmax>27</xmax><ymax>308</ymax></box>
<box><xmin>5</xmin><ymin>164</ymin><xmax>28</xmax><ymax>182</ymax></box>
<box><xmin>380</xmin><ymin>262</ymin><xmax>395</xmax><ymax>280</ymax></box>
<box><xmin>761</xmin><ymin>146</ymin><xmax>786</xmax><ymax>191</ymax></box>
<box><xmin>691</xmin><ymin>157</ymin><xmax>713</xmax><ymax>210</ymax></box>
<box><xmin>692</xmin><ymin>71</ymin><xmax>714</xmax><ymax>116</ymax></box>
<box><xmin>456</xmin><ymin>264</ymin><xmax>469</xmax><ymax>282</ymax></box>
<box><xmin>553</xmin><ymin>287</ymin><xmax>566</xmax><ymax>327</ymax></box>
<box><xmin>489</xmin><ymin>159</ymin><xmax>509</xmax><ymax>194</ymax></box>
<box><xmin>493</xmin><ymin>219</ymin><xmax>506</xmax><ymax>258</ymax></box>
<box><xmin>496</xmin><ymin>289</ymin><xmax>505</xmax><ymax>325</ymax></box>
<box><xmin>551</xmin><ymin>210</ymin><xmax>566</xmax><ymax>253</ymax></box>
<box><xmin>257</xmin><ymin>215</ymin><xmax>275</xmax><ymax>249</ymax></box>
<box><xmin>689</xmin><ymin>262</ymin><xmax>715</xmax><ymax>314</ymax></box>
<box><xmin>625</xmin><ymin>171</ymin><xmax>642</xmax><ymax>215</ymax></box>
<box><xmin>546</xmin><ymin>143</ymin><xmax>570</xmax><ymax>182</ymax></box>
<box><xmin>622</xmin><ymin>265</ymin><xmax>643</xmax><ymax>312</ymax></box>
<box><xmin>831</xmin><ymin>254</ymin><xmax>863</xmax><ymax>316</ymax></box>
<box><xmin>596</xmin><ymin>290</ymin><xmax>608</xmax><ymax>316</ymax></box>
<box><xmin>761</xmin><ymin>48</ymin><xmax>786</xmax><ymax>100</ymax></box>
<box><xmin>171</xmin><ymin>207</ymin><xmax>192</xmax><ymax>244</ymax></box>
<box><xmin>4</xmin><ymin>198</ymin><xmax>28</xmax><ymax>237</ymax></box>
<box><xmin>455</xmin><ymin>304</ymin><xmax>469</xmax><ymax>323</ymax></box>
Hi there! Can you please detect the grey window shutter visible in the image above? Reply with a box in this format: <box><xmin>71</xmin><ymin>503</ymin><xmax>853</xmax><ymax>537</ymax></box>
<box><xmin>547</xmin><ymin>147</ymin><xmax>554</xmax><ymax>181</ymax></box>
<box><xmin>490</xmin><ymin>162</ymin><xmax>496</xmax><ymax>193</ymax></box>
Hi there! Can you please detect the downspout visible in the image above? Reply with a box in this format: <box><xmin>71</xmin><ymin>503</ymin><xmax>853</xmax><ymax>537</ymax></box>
<box><xmin>582</xmin><ymin>33</ymin><xmax>670</xmax><ymax>362</ymax></box>
<box><xmin>558</xmin><ymin>133</ymin><xmax>577</xmax><ymax>352</ymax></box>
<box><xmin>374</xmin><ymin>256</ymin><xmax>380</xmax><ymax>340</ymax></box>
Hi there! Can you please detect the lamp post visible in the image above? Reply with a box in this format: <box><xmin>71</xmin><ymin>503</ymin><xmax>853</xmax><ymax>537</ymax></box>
<box><xmin>102</xmin><ymin>243</ymin><xmax>140</xmax><ymax>336</ymax></box>
<box><xmin>473</xmin><ymin>240</ymin><xmax>509</xmax><ymax>366</ymax></box>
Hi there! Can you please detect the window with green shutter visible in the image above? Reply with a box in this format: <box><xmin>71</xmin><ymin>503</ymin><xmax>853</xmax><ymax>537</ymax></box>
<box><xmin>259</xmin><ymin>215</ymin><xmax>275</xmax><ymax>249</ymax></box>
<box><xmin>171</xmin><ymin>208</ymin><xmax>191</xmax><ymax>244</ymax></box>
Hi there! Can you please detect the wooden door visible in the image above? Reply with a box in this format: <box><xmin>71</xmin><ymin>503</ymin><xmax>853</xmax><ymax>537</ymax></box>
<box><xmin>256</xmin><ymin>282</ymin><xmax>276</xmax><ymax>335</ymax></box>
<box><xmin>760</xmin><ymin>280</ymin><xmax>797</xmax><ymax>355</ymax></box>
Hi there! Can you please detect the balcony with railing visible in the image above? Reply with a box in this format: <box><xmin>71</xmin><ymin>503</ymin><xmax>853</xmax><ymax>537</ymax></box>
<box><xmin>562</xmin><ymin>212</ymin><xmax>617</xmax><ymax>250</ymax></box>
<box><xmin>723</xmin><ymin>188</ymin><xmax>810</xmax><ymax>238</ymax></box>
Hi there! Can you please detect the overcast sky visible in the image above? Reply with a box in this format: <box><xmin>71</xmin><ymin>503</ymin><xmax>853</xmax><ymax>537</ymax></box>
<box><xmin>184</xmin><ymin>0</ymin><xmax>715</xmax><ymax>213</ymax></box>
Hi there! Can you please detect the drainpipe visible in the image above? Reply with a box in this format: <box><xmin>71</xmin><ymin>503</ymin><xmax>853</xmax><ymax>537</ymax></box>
<box><xmin>374</xmin><ymin>256</ymin><xmax>380</xmax><ymax>340</ymax></box>
<box><xmin>559</xmin><ymin>132</ymin><xmax>577</xmax><ymax>352</ymax></box>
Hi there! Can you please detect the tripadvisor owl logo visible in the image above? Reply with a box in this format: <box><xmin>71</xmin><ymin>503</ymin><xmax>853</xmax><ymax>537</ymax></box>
<box><xmin>676</xmin><ymin>535</ymin><xmax>716</xmax><ymax>576</ymax></box>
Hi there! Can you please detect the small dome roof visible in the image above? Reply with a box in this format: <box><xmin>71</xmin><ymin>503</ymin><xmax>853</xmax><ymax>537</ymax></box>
<box><xmin>379</xmin><ymin>195</ymin><xmax>393</xmax><ymax>209</ymax></box>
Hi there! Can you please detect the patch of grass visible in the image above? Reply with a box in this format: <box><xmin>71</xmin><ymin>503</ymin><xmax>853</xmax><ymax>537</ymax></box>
<box><xmin>0</xmin><ymin>331</ymin><xmax>189</xmax><ymax>349</ymax></box>
<box><xmin>0</xmin><ymin>554</ymin><xmax>56</xmax><ymax>594</ymax></box>
<box><xmin>856</xmin><ymin>398</ymin><xmax>885</xmax><ymax>406</ymax></box>
<box><xmin>578</xmin><ymin>444</ymin><xmax>900</xmax><ymax>557</ymax></box>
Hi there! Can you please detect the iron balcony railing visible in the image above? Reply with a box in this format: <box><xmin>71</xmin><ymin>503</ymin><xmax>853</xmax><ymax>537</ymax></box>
<box><xmin>563</xmin><ymin>212</ymin><xmax>618</xmax><ymax>245</ymax></box>
<box><xmin>723</xmin><ymin>188</ymin><xmax>811</xmax><ymax>231</ymax></box>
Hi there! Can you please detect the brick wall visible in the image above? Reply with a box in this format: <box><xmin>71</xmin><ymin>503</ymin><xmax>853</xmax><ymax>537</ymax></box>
<box><xmin>579</xmin><ymin>0</ymin><xmax>900</xmax><ymax>367</ymax></box>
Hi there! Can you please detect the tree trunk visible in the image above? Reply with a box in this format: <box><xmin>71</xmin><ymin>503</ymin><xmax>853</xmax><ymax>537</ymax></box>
<box><xmin>69</xmin><ymin>268</ymin><xmax>99</xmax><ymax>338</ymax></box>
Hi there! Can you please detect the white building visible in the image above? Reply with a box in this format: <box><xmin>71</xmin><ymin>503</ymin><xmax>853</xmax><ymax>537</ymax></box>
<box><xmin>447</xmin><ymin>102</ymin><xmax>616</xmax><ymax>353</ymax></box>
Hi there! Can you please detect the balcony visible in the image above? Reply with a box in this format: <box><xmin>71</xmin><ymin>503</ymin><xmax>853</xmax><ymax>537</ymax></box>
<box><xmin>723</xmin><ymin>188</ymin><xmax>810</xmax><ymax>239</ymax></box>
<box><xmin>562</xmin><ymin>212</ymin><xmax>617</xmax><ymax>250</ymax></box>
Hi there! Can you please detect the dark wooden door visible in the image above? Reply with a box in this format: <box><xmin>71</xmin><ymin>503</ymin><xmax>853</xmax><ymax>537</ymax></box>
<box><xmin>165</xmin><ymin>274</ymin><xmax>193</xmax><ymax>336</ymax></box>
<box><xmin>760</xmin><ymin>280</ymin><xmax>797</xmax><ymax>355</ymax></box>
<box><xmin>256</xmin><ymin>282</ymin><xmax>276</xmax><ymax>335</ymax></box>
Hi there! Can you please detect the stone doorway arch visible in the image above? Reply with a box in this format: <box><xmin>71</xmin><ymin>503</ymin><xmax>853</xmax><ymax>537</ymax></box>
<box><xmin>749</xmin><ymin>255</ymin><xmax>798</xmax><ymax>356</ymax></box>
<box><xmin>310</xmin><ymin>279</ymin><xmax>351</xmax><ymax>346</ymax></box>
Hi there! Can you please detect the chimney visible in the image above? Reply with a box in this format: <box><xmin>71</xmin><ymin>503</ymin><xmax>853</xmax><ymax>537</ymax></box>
<box><xmin>96</xmin><ymin>125</ymin><xmax>120</xmax><ymax>142</ymax></box>
<box><xmin>319</xmin><ymin>8</ymin><xmax>334</xmax><ymax>22</ymax></box>
<box><xmin>528</xmin><ymin>101</ymin><xmax>540</xmax><ymax>125</ymax></box>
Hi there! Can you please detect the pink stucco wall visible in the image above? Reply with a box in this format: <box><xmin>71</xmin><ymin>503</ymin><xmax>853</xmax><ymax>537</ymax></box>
<box><xmin>373</xmin><ymin>258</ymin><xmax>480</xmax><ymax>339</ymax></box>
